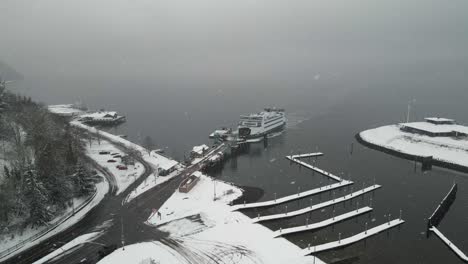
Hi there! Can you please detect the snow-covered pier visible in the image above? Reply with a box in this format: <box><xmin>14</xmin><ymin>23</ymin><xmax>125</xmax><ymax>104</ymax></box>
<box><xmin>231</xmin><ymin>180</ymin><xmax>353</xmax><ymax>211</ymax></box>
<box><xmin>273</xmin><ymin>206</ymin><xmax>373</xmax><ymax>238</ymax></box>
<box><xmin>288</xmin><ymin>152</ymin><xmax>324</xmax><ymax>159</ymax></box>
<box><xmin>302</xmin><ymin>219</ymin><xmax>405</xmax><ymax>255</ymax></box>
<box><xmin>429</xmin><ymin>227</ymin><xmax>468</xmax><ymax>262</ymax></box>
<box><xmin>286</xmin><ymin>156</ymin><xmax>343</xmax><ymax>182</ymax></box>
<box><xmin>253</xmin><ymin>185</ymin><xmax>381</xmax><ymax>223</ymax></box>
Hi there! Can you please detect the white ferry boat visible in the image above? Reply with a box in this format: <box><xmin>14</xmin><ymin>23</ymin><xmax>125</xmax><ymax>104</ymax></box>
<box><xmin>238</xmin><ymin>108</ymin><xmax>286</xmax><ymax>139</ymax></box>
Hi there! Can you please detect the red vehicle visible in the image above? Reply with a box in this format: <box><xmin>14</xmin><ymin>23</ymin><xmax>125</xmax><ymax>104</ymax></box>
<box><xmin>116</xmin><ymin>165</ymin><xmax>128</xmax><ymax>170</ymax></box>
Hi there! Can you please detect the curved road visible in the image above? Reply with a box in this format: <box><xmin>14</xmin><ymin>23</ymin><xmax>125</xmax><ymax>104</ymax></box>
<box><xmin>2</xmin><ymin>137</ymin><xmax>219</xmax><ymax>264</ymax></box>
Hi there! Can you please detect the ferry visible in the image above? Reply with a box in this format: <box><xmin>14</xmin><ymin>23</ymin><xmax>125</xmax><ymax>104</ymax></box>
<box><xmin>238</xmin><ymin>108</ymin><xmax>286</xmax><ymax>139</ymax></box>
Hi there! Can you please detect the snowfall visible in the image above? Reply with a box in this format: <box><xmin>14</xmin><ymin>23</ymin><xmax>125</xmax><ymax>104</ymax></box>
<box><xmin>359</xmin><ymin>124</ymin><xmax>468</xmax><ymax>168</ymax></box>
<box><xmin>98</xmin><ymin>173</ymin><xmax>326</xmax><ymax>264</ymax></box>
<box><xmin>0</xmin><ymin>180</ymin><xmax>109</xmax><ymax>261</ymax></box>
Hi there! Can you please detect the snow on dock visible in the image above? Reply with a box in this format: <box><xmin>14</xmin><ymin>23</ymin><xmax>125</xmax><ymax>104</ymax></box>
<box><xmin>253</xmin><ymin>185</ymin><xmax>381</xmax><ymax>223</ymax></box>
<box><xmin>231</xmin><ymin>180</ymin><xmax>353</xmax><ymax>211</ymax></box>
<box><xmin>288</xmin><ymin>152</ymin><xmax>324</xmax><ymax>159</ymax></box>
<box><xmin>286</xmin><ymin>156</ymin><xmax>343</xmax><ymax>182</ymax></box>
<box><xmin>302</xmin><ymin>219</ymin><xmax>405</xmax><ymax>255</ymax></box>
<box><xmin>429</xmin><ymin>227</ymin><xmax>468</xmax><ymax>262</ymax></box>
<box><xmin>359</xmin><ymin>122</ymin><xmax>468</xmax><ymax>171</ymax></box>
<box><xmin>273</xmin><ymin>207</ymin><xmax>373</xmax><ymax>238</ymax></box>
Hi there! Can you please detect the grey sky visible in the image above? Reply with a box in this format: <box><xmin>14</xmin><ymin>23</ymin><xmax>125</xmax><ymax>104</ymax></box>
<box><xmin>1</xmin><ymin>0</ymin><xmax>467</xmax><ymax>103</ymax></box>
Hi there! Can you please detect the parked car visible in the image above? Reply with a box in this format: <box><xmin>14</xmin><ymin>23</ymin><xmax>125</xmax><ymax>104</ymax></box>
<box><xmin>99</xmin><ymin>151</ymin><xmax>110</xmax><ymax>155</ymax></box>
<box><xmin>107</xmin><ymin>159</ymin><xmax>116</xmax><ymax>163</ymax></box>
<box><xmin>116</xmin><ymin>165</ymin><xmax>128</xmax><ymax>170</ymax></box>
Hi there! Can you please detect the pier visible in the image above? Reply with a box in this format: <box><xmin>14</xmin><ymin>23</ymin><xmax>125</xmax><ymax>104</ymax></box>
<box><xmin>253</xmin><ymin>184</ymin><xmax>381</xmax><ymax>223</ymax></box>
<box><xmin>427</xmin><ymin>183</ymin><xmax>467</xmax><ymax>262</ymax></box>
<box><xmin>288</xmin><ymin>152</ymin><xmax>324</xmax><ymax>159</ymax></box>
<box><xmin>286</xmin><ymin>156</ymin><xmax>343</xmax><ymax>182</ymax></box>
<box><xmin>273</xmin><ymin>206</ymin><xmax>373</xmax><ymax>237</ymax></box>
<box><xmin>231</xmin><ymin>180</ymin><xmax>353</xmax><ymax>211</ymax></box>
<box><xmin>302</xmin><ymin>219</ymin><xmax>405</xmax><ymax>255</ymax></box>
<box><xmin>429</xmin><ymin>227</ymin><xmax>468</xmax><ymax>262</ymax></box>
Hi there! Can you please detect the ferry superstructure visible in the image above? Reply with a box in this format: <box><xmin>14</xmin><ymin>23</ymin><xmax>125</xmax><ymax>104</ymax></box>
<box><xmin>238</xmin><ymin>108</ymin><xmax>286</xmax><ymax>139</ymax></box>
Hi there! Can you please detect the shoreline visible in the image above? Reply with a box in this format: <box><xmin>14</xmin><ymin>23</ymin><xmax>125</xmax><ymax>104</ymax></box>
<box><xmin>231</xmin><ymin>185</ymin><xmax>265</xmax><ymax>205</ymax></box>
<box><xmin>355</xmin><ymin>133</ymin><xmax>468</xmax><ymax>174</ymax></box>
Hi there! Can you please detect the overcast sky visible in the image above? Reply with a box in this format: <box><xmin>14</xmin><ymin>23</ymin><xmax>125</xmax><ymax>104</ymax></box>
<box><xmin>1</xmin><ymin>0</ymin><xmax>467</xmax><ymax>103</ymax></box>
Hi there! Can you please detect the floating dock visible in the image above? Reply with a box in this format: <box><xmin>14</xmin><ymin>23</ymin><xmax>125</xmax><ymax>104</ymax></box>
<box><xmin>288</xmin><ymin>152</ymin><xmax>324</xmax><ymax>159</ymax></box>
<box><xmin>286</xmin><ymin>156</ymin><xmax>343</xmax><ymax>182</ymax></box>
<box><xmin>302</xmin><ymin>219</ymin><xmax>405</xmax><ymax>255</ymax></box>
<box><xmin>253</xmin><ymin>184</ymin><xmax>381</xmax><ymax>223</ymax></box>
<box><xmin>231</xmin><ymin>180</ymin><xmax>353</xmax><ymax>211</ymax></box>
<box><xmin>273</xmin><ymin>206</ymin><xmax>373</xmax><ymax>237</ymax></box>
<box><xmin>429</xmin><ymin>227</ymin><xmax>468</xmax><ymax>262</ymax></box>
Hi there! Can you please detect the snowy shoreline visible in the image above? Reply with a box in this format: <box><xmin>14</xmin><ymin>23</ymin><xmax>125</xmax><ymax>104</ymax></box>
<box><xmin>357</xmin><ymin>124</ymin><xmax>468</xmax><ymax>173</ymax></box>
<box><xmin>99</xmin><ymin>173</ymin><xmax>326</xmax><ymax>264</ymax></box>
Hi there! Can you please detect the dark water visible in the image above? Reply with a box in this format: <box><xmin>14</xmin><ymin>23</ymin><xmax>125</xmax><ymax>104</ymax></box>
<box><xmin>2</xmin><ymin>0</ymin><xmax>468</xmax><ymax>263</ymax></box>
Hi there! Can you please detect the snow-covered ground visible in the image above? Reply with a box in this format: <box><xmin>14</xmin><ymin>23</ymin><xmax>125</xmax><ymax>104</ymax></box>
<box><xmin>86</xmin><ymin>139</ymin><xmax>145</xmax><ymax>195</ymax></box>
<box><xmin>72</xmin><ymin>121</ymin><xmax>183</xmax><ymax>189</ymax></box>
<box><xmin>124</xmin><ymin>166</ymin><xmax>183</xmax><ymax>204</ymax></box>
<box><xmin>98</xmin><ymin>173</ymin><xmax>326</xmax><ymax>264</ymax></box>
<box><xmin>48</xmin><ymin>104</ymin><xmax>84</xmax><ymax>116</ymax></box>
<box><xmin>359</xmin><ymin>124</ymin><xmax>468</xmax><ymax>168</ymax></box>
<box><xmin>32</xmin><ymin>232</ymin><xmax>103</xmax><ymax>264</ymax></box>
<box><xmin>0</xmin><ymin>180</ymin><xmax>108</xmax><ymax>261</ymax></box>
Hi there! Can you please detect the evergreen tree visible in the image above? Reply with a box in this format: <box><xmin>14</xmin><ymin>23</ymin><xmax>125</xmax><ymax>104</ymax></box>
<box><xmin>23</xmin><ymin>167</ymin><xmax>52</xmax><ymax>227</ymax></box>
<box><xmin>74</xmin><ymin>164</ymin><xmax>95</xmax><ymax>197</ymax></box>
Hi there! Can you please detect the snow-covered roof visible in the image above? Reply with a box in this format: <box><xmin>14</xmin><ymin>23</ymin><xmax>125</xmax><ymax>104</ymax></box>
<box><xmin>192</xmin><ymin>144</ymin><xmax>209</xmax><ymax>155</ymax></box>
<box><xmin>400</xmin><ymin>122</ymin><xmax>468</xmax><ymax>135</ymax></box>
<box><xmin>149</xmin><ymin>151</ymin><xmax>178</xmax><ymax>170</ymax></box>
<box><xmin>48</xmin><ymin>104</ymin><xmax>84</xmax><ymax>116</ymax></box>
<box><xmin>424</xmin><ymin>117</ymin><xmax>455</xmax><ymax>123</ymax></box>
<box><xmin>80</xmin><ymin>111</ymin><xmax>118</xmax><ymax>119</ymax></box>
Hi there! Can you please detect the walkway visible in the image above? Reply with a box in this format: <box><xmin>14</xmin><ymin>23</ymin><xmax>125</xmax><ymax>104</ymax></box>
<box><xmin>253</xmin><ymin>185</ymin><xmax>381</xmax><ymax>223</ymax></box>
<box><xmin>231</xmin><ymin>180</ymin><xmax>353</xmax><ymax>211</ymax></box>
<box><xmin>288</xmin><ymin>153</ymin><xmax>324</xmax><ymax>159</ymax></box>
<box><xmin>302</xmin><ymin>219</ymin><xmax>405</xmax><ymax>255</ymax></box>
<box><xmin>286</xmin><ymin>156</ymin><xmax>343</xmax><ymax>182</ymax></box>
<box><xmin>430</xmin><ymin>227</ymin><xmax>468</xmax><ymax>262</ymax></box>
<box><xmin>273</xmin><ymin>206</ymin><xmax>373</xmax><ymax>237</ymax></box>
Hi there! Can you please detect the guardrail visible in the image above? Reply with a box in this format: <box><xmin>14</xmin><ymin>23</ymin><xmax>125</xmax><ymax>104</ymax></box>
<box><xmin>0</xmin><ymin>190</ymin><xmax>98</xmax><ymax>261</ymax></box>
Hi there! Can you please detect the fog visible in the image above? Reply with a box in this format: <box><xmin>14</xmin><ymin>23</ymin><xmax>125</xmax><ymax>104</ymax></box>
<box><xmin>1</xmin><ymin>0</ymin><xmax>467</xmax><ymax>104</ymax></box>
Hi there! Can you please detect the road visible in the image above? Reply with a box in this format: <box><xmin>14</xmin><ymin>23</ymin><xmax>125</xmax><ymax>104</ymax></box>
<box><xmin>1</xmin><ymin>137</ymin><xmax>226</xmax><ymax>264</ymax></box>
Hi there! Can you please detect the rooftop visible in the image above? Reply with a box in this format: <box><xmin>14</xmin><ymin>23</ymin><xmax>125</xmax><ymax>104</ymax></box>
<box><xmin>424</xmin><ymin>117</ymin><xmax>455</xmax><ymax>123</ymax></box>
<box><xmin>149</xmin><ymin>151</ymin><xmax>179</xmax><ymax>170</ymax></box>
<box><xmin>80</xmin><ymin>111</ymin><xmax>119</xmax><ymax>119</ymax></box>
<box><xmin>192</xmin><ymin>144</ymin><xmax>209</xmax><ymax>155</ymax></box>
<box><xmin>400</xmin><ymin>121</ymin><xmax>468</xmax><ymax>135</ymax></box>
